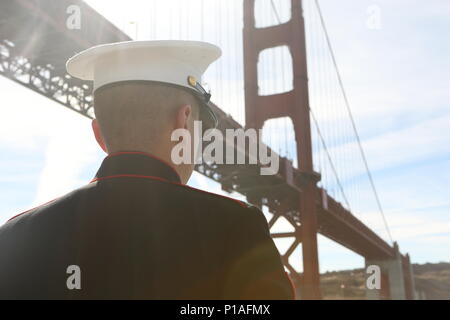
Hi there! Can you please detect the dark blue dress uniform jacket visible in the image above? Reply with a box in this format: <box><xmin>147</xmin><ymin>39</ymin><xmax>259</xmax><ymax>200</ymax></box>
<box><xmin>0</xmin><ymin>152</ymin><xmax>294</xmax><ymax>299</ymax></box>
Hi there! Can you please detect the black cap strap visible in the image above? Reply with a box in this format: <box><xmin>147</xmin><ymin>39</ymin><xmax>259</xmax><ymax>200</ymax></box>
<box><xmin>187</xmin><ymin>76</ymin><xmax>211</xmax><ymax>103</ymax></box>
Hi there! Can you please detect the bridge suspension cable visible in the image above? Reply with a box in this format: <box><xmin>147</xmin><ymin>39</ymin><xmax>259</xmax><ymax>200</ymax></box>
<box><xmin>312</xmin><ymin>0</ymin><xmax>393</xmax><ymax>244</ymax></box>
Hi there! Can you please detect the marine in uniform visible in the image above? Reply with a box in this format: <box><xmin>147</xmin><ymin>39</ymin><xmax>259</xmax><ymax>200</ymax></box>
<box><xmin>0</xmin><ymin>41</ymin><xmax>294</xmax><ymax>299</ymax></box>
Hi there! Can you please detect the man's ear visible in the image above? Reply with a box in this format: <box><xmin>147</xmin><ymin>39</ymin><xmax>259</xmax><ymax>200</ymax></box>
<box><xmin>175</xmin><ymin>104</ymin><xmax>193</xmax><ymax>130</ymax></box>
<box><xmin>91</xmin><ymin>119</ymin><xmax>108</xmax><ymax>153</ymax></box>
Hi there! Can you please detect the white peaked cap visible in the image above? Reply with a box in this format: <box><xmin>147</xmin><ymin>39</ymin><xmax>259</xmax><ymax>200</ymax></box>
<box><xmin>66</xmin><ymin>40</ymin><xmax>222</xmax><ymax>128</ymax></box>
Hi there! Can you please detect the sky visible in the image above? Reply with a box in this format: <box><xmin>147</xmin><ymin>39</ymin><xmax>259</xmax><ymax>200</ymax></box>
<box><xmin>0</xmin><ymin>0</ymin><xmax>449</xmax><ymax>273</ymax></box>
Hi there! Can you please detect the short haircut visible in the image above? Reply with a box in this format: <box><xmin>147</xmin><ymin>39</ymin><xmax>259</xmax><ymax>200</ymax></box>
<box><xmin>93</xmin><ymin>82</ymin><xmax>200</xmax><ymax>153</ymax></box>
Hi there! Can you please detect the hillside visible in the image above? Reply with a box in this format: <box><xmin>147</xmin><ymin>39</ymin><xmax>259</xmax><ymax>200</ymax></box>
<box><xmin>317</xmin><ymin>262</ymin><xmax>450</xmax><ymax>300</ymax></box>
<box><xmin>412</xmin><ymin>262</ymin><xmax>450</xmax><ymax>300</ymax></box>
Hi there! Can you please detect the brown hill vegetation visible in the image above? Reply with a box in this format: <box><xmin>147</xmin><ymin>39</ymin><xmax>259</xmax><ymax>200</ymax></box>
<box><xmin>315</xmin><ymin>262</ymin><xmax>450</xmax><ymax>300</ymax></box>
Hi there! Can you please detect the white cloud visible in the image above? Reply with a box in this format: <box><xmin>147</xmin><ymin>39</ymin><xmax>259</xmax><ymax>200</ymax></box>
<box><xmin>320</xmin><ymin>112</ymin><xmax>450</xmax><ymax>182</ymax></box>
<box><xmin>0</xmin><ymin>78</ymin><xmax>103</xmax><ymax>219</ymax></box>
<box><xmin>32</xmin><ymin>127</ymin><xmax>101</xmax><ymax>205</ymax></box>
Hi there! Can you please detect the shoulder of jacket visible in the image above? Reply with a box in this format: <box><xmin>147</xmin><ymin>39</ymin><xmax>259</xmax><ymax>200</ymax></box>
<box><xmin>5</xmin><ymin>185</ymin><xmax>91</xmax><ymax>223</ymax></box>
<box><xmin>6</xmin><ymin>198</ymin><xmax>59</xmax><ymax>223</ymax></box>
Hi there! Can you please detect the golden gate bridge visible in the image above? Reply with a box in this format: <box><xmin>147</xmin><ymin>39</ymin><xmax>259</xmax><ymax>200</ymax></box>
<box><xmin>0</xmin><ymin>0</ymin><xmax>416</xmax><ymax>299</ymax></box>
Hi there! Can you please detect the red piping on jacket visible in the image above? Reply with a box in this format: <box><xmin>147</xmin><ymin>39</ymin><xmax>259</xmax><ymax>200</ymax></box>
<box><xmin>7</xmin><ymin>198</ymin><xmax>59</xmax><ymax>222</ymax></box>
<box><xmin>7</xmin><ymin>174</ymin><xmax>245</xmax><ymax>222</ymax></box>
<box><xmin>7</xmin><ymin>154</ymin><xmax>245</xmax><ymax>222</ymax></box>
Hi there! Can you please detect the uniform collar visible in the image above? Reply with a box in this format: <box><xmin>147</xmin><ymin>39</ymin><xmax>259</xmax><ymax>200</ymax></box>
<box><xmin>93</xmin><ymin>152</ymin><xmax>181</xmax><ymax>184</ymax></box>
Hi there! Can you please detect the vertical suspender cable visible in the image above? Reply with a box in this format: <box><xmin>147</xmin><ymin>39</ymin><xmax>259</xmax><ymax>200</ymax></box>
<box><xmin>314</xmin><ymin>0</ymin><xmax>393</xmax><ymax>243</ymax></box>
